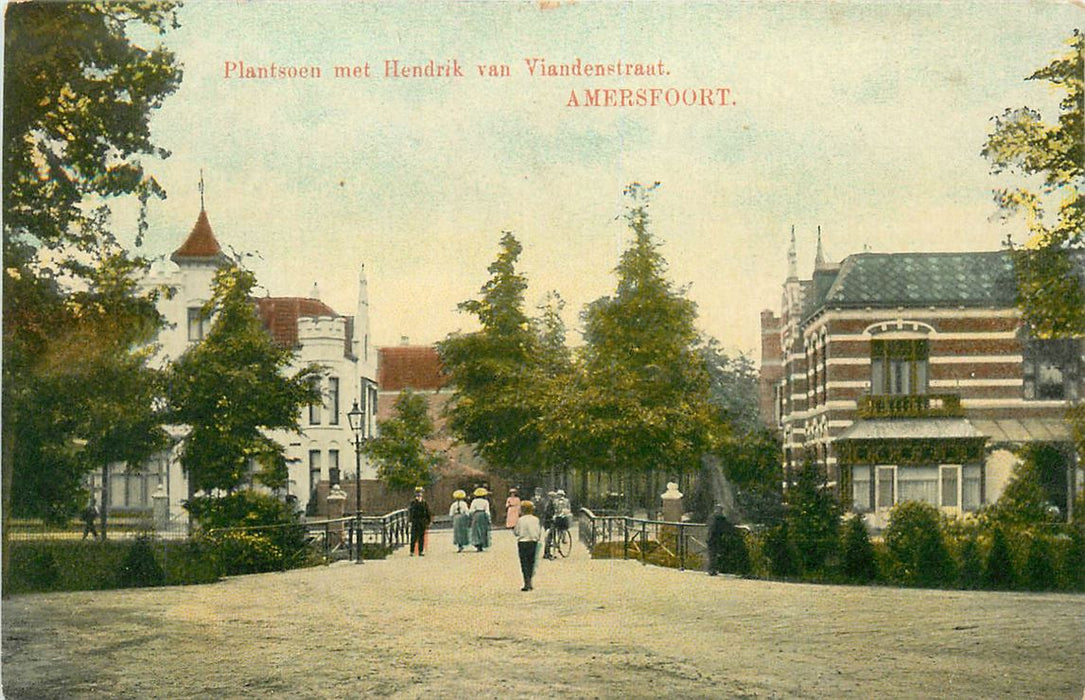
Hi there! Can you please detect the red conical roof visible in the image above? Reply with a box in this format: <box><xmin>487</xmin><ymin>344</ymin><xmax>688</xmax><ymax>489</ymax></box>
<box><xmin>171</xmin><ymin>209</ymin><xmax>226</xmax><ymax>264</ymax></box>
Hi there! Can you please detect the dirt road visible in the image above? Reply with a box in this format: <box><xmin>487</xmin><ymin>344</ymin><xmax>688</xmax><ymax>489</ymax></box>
<box><xmin>3</xmin><ymin>527</ymin><xmax>1083</xmax><ymax>698</ymax></box>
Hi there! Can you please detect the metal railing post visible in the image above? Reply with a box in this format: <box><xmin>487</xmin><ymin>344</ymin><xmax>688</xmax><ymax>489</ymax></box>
<box><xmin>641</xmin><ymin>520</ymin><xmax>647</xmax><ymax>564</ymax></box>
<box><xmin>678</xmin><ymin>523</ymin><xmax>685</xmax><ymax>571</ymax></box>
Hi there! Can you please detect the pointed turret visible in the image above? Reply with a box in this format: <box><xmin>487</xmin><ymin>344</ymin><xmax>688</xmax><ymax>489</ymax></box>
<box><xmin>171</xmin><ymin>209</ymin><xmax>228</xmax><ymax>266</ymax></box>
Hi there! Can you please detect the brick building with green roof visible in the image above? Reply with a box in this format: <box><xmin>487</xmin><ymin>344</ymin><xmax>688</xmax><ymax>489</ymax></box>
<box><xmin>760</xmin><ymin>231</ymin><xmax>1082</xmax><ymax>528</ymax></box>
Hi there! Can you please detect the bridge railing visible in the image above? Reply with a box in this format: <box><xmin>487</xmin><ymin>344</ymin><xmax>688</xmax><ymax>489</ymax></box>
<box><xmin>578</xmin><ymin>508</ymin><xmax>708</xmax><ymax>571</ymax></box>
<box><xmin>306</xmin><ymin>508</ymin><xmax>410</xmax><ymax>561</ymax></box>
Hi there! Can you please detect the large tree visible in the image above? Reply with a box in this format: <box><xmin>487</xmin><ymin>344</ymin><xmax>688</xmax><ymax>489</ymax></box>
<box><xmin>983</xmin><ymin>29</ymin><xmax>1084</xmax><ymax>337</ymax></box>
<box><xmin>983</xmin><ymin>30</ymin><xmax>1085</xmax><ymax>506</ymax></box>
<box><xmin>550</xmin><ymin>184</ymin><xmax>715</xmax><ymax>505</ymax></box>
<box><xmin>364</xmin><ymin>389</ymin><xmax>444</xmax><ymax>491</ymax></box>
<box><xmin>438</xmin><ymin>232</ymin><xmax>549</xmax><ymax>478</ymax></box>
<box><xmin>2</xmin><ymin>3</ymin><xmax>182</xmax><ymax>529</ymax></box>
<box><xmin>168</xmin><ymin>264</ymin><xmax>322</xmax><ymax>495</ymax></box>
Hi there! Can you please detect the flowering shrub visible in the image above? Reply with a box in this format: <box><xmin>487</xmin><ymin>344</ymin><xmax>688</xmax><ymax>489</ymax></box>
<box><xmin>202</xmin><ymin>530</ymin><xmax>285</xmax><ymax>576</ymax></box>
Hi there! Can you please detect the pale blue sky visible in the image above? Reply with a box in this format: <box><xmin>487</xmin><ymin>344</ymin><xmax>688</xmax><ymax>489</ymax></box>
<box><xmin>115</xmin><ymin>0</ymin><xmax>1082</xmax><ymax>357</ymax></box>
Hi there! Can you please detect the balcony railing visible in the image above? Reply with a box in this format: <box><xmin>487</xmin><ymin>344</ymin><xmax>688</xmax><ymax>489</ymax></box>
<box><xmin>857</xmin><ymin>393</ymin><xmax>963</xmax><ymax>419</ymax></box>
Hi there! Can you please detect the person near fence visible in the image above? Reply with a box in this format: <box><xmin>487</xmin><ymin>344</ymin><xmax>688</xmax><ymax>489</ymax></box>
<box><xmin>513</xmin><ymin>500</ymin><xmax>542</xmax><ymax>591</ymax></box>
<box><xmin>408</xmin><ymin>487</ymin><xmax>431</xmax><ymax>556</ymax></box>
<box><xmin>505</xmin><ymin>488</ymin><xmax>521</xmax><ymax>529</ymax></box>
<box><xmin>706</xmin><ymin>504</ymin><xmax>749</xmax><ymax>576</ymax></box>
<box><xmin>469</xmin><ymin>487</ymin><xmax>491</xmax><ymax>552</ymax></box>
<box><xmin>81</xmin><ymin>499</ymin><xmax>99</xmax><ymax>541</ymax></box>
<box><xmin>449</xmin><ymin>489</ymin><xmax>471</xmax><ymax>552</ymax></box>
<box><xmin>542</xmin><ymin>490</ymin><xmax>556</xmax><ymax>559</ymax></box>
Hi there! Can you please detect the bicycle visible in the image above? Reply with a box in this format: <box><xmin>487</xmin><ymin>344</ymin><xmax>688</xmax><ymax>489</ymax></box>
<box><xmin>547</xmin><ymin>515</ymin><xmax>572</xmax><ymax>558</ymax></box>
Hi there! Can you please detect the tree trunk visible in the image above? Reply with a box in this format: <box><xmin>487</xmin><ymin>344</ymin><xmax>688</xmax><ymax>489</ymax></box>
<box><xmin>2</xmin><ymin>427</ymin><xmax>15</xmax><ymax>596</ymax></box>
<box><xmin>100</xmin><ymin>463</ymin><xmax>109</xmax><ymax>540</ymax></box>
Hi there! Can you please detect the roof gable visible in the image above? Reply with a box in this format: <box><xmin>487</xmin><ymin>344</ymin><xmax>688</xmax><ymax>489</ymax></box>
<box><xmin>378</xmin><ymin>346</ymin><xmax>446</xmax><ymax>392</ymax></box>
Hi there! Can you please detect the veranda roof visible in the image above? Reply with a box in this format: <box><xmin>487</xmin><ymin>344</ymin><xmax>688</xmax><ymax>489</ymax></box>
<box><xmin>836</xmin><ymin>418</ymin><xmax>984</xmax><ymax>441</ymax></box>
<box><xmin>969</xmin><ymin>418</ymin><xmax>1071</xmax><ymax>444</ymax></box>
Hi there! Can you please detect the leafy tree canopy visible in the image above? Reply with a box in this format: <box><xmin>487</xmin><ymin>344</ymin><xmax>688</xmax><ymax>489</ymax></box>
<box><xmin>3</xmin><ymin>2</ymin><xmax>182</xmax><ymax>521</ymax></box>
<box><xmin>364</xmin><ymin>389</ymin><xmax>444</xmax><ymax>491</ymax></box>
<box><xmin>556</xmin><ymin>183</ymin><xmax>714</xmax><ymax>477</ymax></box>
<box><xmin>439</xmin><ymin>232</ymin><xmax>550</xmax><ymax>476</ymax></box>
<box><xmin>169</xmin><ymin>264</ymin><xmax>322</xmax><ymax>494</ymax></box>
<box><xmin>983</xmin><ymin>29</ymin><xmax>1084</xmax><ymax>337</ymax></box>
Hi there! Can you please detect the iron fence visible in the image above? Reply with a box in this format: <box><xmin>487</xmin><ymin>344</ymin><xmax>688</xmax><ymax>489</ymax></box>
<box><xmin>6</xmin><ymin>516</ymin><xmax>191</xmax><ymax>542</ymax></box>
<box><xmin>579</xmin><ymin>508</ymin><xmax>708</xmax><ymax>571</ymax></box>
<box><xmin>6</xmin><ymin>508</ymin><xmax>412</xmax><ymax>559</ymax></box>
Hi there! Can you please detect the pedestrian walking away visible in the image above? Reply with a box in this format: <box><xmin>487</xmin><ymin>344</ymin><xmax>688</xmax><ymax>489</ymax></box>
<box><xmin>469</xmin><ymin>487</ymin><xmax>491</xmax><ymax>551</ymax></box>
<box><xmin>408</xmin><ymin>486</ymin><xmax>432</xmax><ymax>556</ymax></box>
<box><xmin>513</xmin><ymin>500</ymin><xmax>542</xmax><ymax>590</ymax></box>
<box><xmin>81</xmin><ymin>499</ymin><xmax>99</xmax><ymax>541</ymax></box>
<box><xmin>449</xmin><ymin>489</ymin><xmax>471</xmax><ymax>552</ymax></box>
<box><xmin>505</xmin><ymin>488</ymin><xmax>521</xmax><ymax>528</ymax></box>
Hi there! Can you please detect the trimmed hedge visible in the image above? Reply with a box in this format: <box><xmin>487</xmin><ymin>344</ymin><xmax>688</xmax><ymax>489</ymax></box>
<box><xmin>4</xmin><ymin>538</ymin><xmax>221</xmax><ymax>595</ymax></box>
<box><xmin>586</xmin><ymin>509</ymin><xmax>1084</xmax><ymax>593</ymax></box>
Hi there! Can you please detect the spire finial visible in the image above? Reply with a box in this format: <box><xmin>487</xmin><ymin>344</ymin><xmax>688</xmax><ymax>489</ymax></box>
<box><xmin>815</xmin><ymin>225</ymin><xmax>826</xmax><ymax>268</ymax></box>
<box><xmin>787</xmin><ymin>224</ymin><xmax>798</xmax><ymax>279</ymax></box>
<box><xmin>199</xmin><ymin>169</ymin><xmax>205</xmax><ymax>211</ymax></box>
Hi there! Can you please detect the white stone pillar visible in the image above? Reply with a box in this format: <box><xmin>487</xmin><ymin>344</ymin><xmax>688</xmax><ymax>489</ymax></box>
<box><xmin>661</xmin><ymin>482</ymin><xmax>684</xmax><ymax>522</ymax></box>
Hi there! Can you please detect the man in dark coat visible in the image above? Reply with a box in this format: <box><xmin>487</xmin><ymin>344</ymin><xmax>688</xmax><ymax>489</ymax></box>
<box><xmin>408</xmin><ymin>487</ymin><xmax>432</xmax><ymax>556</ymax></box>
<box><xmin>81</xmin><ymin>499</ymin><xmax>99</xmax><ymax>541</ymax></box>
<box><xmin>706</xmin><ymin>504</ymin><xmax>750</xmax><ymax>576</ymax></box>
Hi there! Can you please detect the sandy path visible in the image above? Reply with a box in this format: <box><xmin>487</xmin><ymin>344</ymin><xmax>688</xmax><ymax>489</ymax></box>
<box><xmin>3</xmin><ymin>527</ymin><xmax>1083</xmax><ymax>698</ymax></box>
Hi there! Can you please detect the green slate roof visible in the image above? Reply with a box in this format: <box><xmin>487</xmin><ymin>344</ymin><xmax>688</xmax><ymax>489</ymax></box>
<box><xmin>810</xmin><ymin>250</ymin><xmax>1017</xmax><ymax>315</ymax></box>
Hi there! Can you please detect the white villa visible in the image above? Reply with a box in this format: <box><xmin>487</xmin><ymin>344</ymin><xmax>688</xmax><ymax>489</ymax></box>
<box><xmin>87</xmin><ymin>206</ymin><xmax>378</xmax><ymax>523</ymax></box>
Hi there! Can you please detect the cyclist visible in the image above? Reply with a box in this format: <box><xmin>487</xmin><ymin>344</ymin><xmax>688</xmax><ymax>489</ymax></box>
<box><xmin>553</xmin><ymin>489</ymin><xmax>571</xmax><ymax>530</ymax></box>
<box><xmin>545</xmin><ymin>489</ymin><xmax>572</xmax><ymax>559</ymax></box>
<box><xmin>542</xmin><ymin>491</ymin><xmax>556</xmax><ymax>559</ymax></box>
